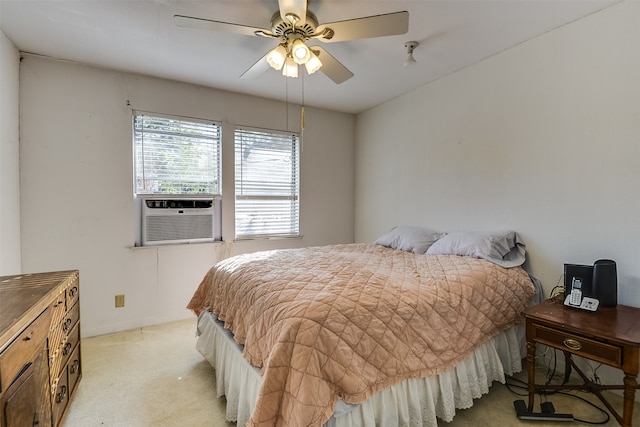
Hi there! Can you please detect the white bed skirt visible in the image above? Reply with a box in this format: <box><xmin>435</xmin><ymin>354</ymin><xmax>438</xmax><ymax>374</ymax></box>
<box><xmin>196</xmin><ymin>311</ymin><xmax>526</xmax><ymax>427</ymax></box>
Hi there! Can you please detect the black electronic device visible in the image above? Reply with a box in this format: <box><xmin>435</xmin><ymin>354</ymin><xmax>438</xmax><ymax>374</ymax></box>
<box><xmin>593</xmin><ymin>259</ymin><xmax>617</xmax><ymax>307</ymax></box>
<box><xmin>563</xmin><ymin>260</ymin><xmax>618</xmax><ymax>311</ymax></box>
<box><xmin>513</xmin><ymin>400</ymin><xmax>574</xmax><ymax>422</ymax></box>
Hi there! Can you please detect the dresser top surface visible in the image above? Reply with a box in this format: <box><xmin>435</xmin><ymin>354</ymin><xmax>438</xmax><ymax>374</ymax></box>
<box><xmin>0</xmin><ymin>270</ymin><xmax>78</xmax><ymax>349</ymax></box>
<box><xmin>523</xmin><ymin>299</ymin><xmax>640</xmax><ymax>347</ymax></box>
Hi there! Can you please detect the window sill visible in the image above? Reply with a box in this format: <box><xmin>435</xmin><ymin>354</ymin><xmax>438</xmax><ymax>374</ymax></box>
<box><xmin>128</xmin><ymin>240</ymin><xmax>222</xmax><ymax>250</ymax></box>
<box><xmin>233</xmin><ymin>235</ymin><xmax>303</xmax><ymax>243</ymax></box>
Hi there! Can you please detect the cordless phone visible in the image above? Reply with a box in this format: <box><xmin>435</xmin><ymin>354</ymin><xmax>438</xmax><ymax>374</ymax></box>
<box><xmin>569</xmin><ymin>277</ymin><xmax>582</xmax><ymax>305</ymax></box>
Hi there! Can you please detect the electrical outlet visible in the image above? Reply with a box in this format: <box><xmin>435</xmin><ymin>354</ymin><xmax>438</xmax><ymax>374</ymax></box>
<box><xmin>115</xmin><ymin>294</ymin><xmax>125</xmax><ymax>308</ymax></box>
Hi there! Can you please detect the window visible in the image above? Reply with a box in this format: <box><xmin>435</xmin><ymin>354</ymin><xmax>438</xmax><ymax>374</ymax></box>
<box><xmin>235</xmin><ymin>127</ymin><xmax>300</xmax><ymax>239</ymax></box>
<box><xmin>133</xmin><ymin>113</ymin><xmax>221</xmax><ymax>196</ymax></box>
<box><xmin>133</xmin><ymin>112</ymin><xmax>222</xmax><ymax>246</ymax></box>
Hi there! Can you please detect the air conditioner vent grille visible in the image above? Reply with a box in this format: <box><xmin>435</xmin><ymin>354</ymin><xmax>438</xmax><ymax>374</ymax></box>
<box><xmin>145</xmin><ymin>215</ymin><xmax>213</xmax><ymax>243</ymax></box>
<box><xmin>141</xmin><ymin>198</ymin><xmax>215</xmax><ymax>245</ymax></box>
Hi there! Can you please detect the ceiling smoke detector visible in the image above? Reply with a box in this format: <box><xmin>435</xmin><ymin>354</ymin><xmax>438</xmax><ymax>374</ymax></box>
<box><xmin>404</xmin><ymin>41</ymin><xmax>419</xmax><ymax>67</ymax></box>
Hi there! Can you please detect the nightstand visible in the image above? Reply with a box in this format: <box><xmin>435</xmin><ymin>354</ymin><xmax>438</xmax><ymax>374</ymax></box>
<box><xmin>522</xmin><ymin>299</ymin><xmax>640</xmax><ymax>427</ymax></box>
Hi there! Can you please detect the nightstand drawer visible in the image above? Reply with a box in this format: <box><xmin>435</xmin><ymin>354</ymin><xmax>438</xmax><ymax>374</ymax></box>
<box><xmin>533</xmin><ymin>323</ymin><xmax>622</xmax><ymax>368</ymax></box>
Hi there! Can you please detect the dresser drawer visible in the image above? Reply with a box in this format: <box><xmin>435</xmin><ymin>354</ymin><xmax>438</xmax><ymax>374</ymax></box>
<box><xmin>52</xmin><ymin>366</ymin><xmax>69</xmax><ymax>426</ymax></box>
<box><xmin>532</xmin><ymin>323</ymin><xmax>623</xmax><ymax>368</ymax></box>
<box><xmin>0</xmin><ymin>306</ymin><xmax>52</xmax><ymax>392</ymax></box>
<box><xmin>66</xmin><ymin>278</ymin><xmax>80</xmax><ymax>311</ymax></box>
<box><xmin>67</xmin><ymin>345</ymin><xmax>81</xmax><ymax>395</ymax></box>
<box><xmin>62</xmin><ymin>301</ymin><xmax>80</xmax><ymax>335</ymax></box>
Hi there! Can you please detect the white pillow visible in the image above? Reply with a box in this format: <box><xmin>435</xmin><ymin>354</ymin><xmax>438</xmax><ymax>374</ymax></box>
<box><xmin>426</xmin><ymin>231</ymin><xmax>526</xmax><ymax>267</ymax></box>
<box><xmin>374</xmin><ymin>226</ymin><xmax>445</xmax><ymax>254</ymax></box>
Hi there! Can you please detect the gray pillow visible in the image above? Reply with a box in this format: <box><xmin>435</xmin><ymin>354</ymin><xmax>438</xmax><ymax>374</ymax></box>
<box><xmin>374</xmin><ymin>226</ymin><xmax>445</xmax><ymax>254</ymax></box>
<box><xmin>426</xmin><ymin>231</ymin><xmax>526</xmax><ymax>267</ymax></box>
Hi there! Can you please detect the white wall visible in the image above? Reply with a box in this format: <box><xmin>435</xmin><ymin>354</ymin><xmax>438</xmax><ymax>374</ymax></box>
<box><xmin>355</xmin><ymin>1</ymin><xmax>640</xmax><ymax>305</ymax></box>
<box><xmin>0</xmin><ymin>29</ymin><xmax>21</xmax><ymax>275</ymax></box>
<box><xmin>19</xmin><ymin>56</ymin><xmax>355</xmax><ymax>337</ymax></box>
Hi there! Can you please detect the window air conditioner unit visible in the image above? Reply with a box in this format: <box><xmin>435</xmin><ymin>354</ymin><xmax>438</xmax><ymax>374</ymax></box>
<box><xmin>142</xmin><ymin>198</ymin><xmax>215</xmax><ymax>245</ymax></box>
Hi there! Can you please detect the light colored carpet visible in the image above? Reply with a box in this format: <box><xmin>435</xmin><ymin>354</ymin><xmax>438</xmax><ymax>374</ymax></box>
<box><xmin>63</xmin><ymin>318</ymin><xmax>227</xmax><ymax>426</ymax></box>
<box><xmin>63</xmin><ymin>318</ymin><xmax>640</xmax><ymax>426</ymax></box>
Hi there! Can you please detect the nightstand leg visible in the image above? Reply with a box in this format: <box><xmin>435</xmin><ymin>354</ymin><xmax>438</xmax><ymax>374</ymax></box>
<box><xmin>563</xmin><ymin>351</ymin><xmax>572</xmax><ymax>384</ymax></box>
<box><xmin>527</xmin><ymin>340</ymin><xmax>536</xmax><ymax>411</ymax></box>
<box><xmin>622</xmin><ymin>373</ymin><xmax>637</xmax><ymax>427</ymax></box>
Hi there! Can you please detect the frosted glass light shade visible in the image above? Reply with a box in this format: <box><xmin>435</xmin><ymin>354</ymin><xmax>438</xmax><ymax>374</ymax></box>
<box><xmin>282</xmin><ymin>57</ymin><xmax>298</xmax><ymax>78</ymax></box>
<box><xmin>291</xmin><ymin>39</ymin><xmax>311</xmax><ymax>65</ymax></box>
<box><xmin>304</xmin><ymin>52</ymin><xmax>322</xmax><ymax>74</ymax></box>
<box><xmin>266</xmin><ymin>45</ymin><xmax>287</xmax><ymax>70</ymax></box>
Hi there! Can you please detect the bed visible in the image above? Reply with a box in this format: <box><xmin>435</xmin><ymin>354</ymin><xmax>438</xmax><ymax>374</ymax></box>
<box><xmin>187</xmin><ymin>228</ymin><xmax>540</xmax><ymax>427</ymax></box>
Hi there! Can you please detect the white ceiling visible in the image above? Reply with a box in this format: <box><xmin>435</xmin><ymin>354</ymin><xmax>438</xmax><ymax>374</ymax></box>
<box><xmin>0</xmin><ymin>0</ymin><xmax>619</xmax><ymax>114</ymax></box>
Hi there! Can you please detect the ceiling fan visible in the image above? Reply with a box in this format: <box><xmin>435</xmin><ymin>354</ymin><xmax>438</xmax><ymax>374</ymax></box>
<box><xmin>174</xmin><ymin>0</ymin><xmax>409</xmax><ymax>84</ymax></box>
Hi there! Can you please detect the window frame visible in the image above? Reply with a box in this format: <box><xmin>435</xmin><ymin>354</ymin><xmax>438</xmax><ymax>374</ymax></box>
<box><xmin>234</xmin><ymin>126</ymin><xmax>301</xmax><ymax>240</ymax></box>
<box><xmin>132</xmin><ymin>111</ymin><xmax>223</xmax><ymax>246</ymax></box>
<box><xmin>132</xmin><ymin>111</ymin><xmax>222</xmax><ymax>197</ymax></box>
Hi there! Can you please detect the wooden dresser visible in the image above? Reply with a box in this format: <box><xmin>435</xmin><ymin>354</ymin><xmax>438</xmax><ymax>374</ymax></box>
<box><xmin>0</xmin><ymin>270</ymin><xmax>81</xmax><ymax>427</ymax></box>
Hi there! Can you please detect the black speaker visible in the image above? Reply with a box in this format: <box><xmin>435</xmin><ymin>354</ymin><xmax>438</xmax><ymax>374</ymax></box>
<box><xmin>592</xmin><ymin>259</ymin><xmax>617</xmax><ymax>307</ymax></box>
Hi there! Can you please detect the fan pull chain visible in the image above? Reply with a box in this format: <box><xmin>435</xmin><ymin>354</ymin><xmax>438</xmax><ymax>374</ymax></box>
<box><xmin>301</xmin><ymin>71</ymin><xmax>305</xmax><ymax>130</ymax></box>
<box><xmin>300</xmin><ymin>71</ymin><xmax>305</xmax><ymax>151</ymax></box>
<box><xmin>285</xmin><ymin>76</ymin><xmax>289</xmax><ymax>131</ymax></box>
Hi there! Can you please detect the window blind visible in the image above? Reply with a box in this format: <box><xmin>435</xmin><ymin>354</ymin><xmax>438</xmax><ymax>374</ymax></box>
<box><xmin>134</xmin><ymin>114</ymin><xmax>221</xmax><ymax>196</ymax></box>
<box><xmin>235</xmin><ymin>127</ymin><xmax>300</xmax><ymax>239</ymax></box>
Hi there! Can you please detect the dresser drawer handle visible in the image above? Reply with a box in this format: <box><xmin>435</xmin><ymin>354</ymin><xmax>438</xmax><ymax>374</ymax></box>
<box><xmin>563</xmin><ymin>338</ymin><xmax>582</xmax><ymax>351</ymax></box>
<box><xmin>63</xmin><ymin>342</ymin><xmax>73</xmax><ymax>356</ymax></box>
<box><xmin>56</xmin><ymin>385</ymin><xmax>67</xmax><ymax>403</ymax></box>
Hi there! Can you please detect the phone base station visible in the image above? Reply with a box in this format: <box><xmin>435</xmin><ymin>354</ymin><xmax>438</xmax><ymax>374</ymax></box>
<box><xmin>564</xmin><ymin>295</ymin><xmax>599</xmax><ymax>311</ymax></box>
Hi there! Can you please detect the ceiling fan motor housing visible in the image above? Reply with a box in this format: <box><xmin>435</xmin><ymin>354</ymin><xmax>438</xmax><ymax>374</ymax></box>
<box><xmin>270</xmin><ymin>11</ymin><xmax>319</xmax><ymax>40</ymax></box>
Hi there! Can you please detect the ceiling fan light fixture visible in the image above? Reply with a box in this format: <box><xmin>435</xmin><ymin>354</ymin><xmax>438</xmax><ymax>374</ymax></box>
<box><xmin>304</xmin><ymin>51</ymin><xmax>322</xmax><ymax>74</ymax></box>
<box><xmin>266</xmin><ymin>44</ymin><xmax>287</xmax><ymax>70</ymax></box>
<box><xmin>291</xmin><ymin>39</ymin><xmax>311</xmax><ymax>65</ymax></box>
<box><xmin>282</xmin><ymin>56</ymin><xmax>299</xmax><ymax>78</ymax></box>
<box><xmin>176</xmin><ymin>7</ymin><xmax>410</xmax><ymax>84</ymax></box>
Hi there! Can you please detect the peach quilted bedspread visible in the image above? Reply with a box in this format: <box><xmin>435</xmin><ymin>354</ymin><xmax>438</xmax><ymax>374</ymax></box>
<box><xmin>187</xmin><ymin>243</ymin><xmax>535</xmax><ymax>427</ymax></box>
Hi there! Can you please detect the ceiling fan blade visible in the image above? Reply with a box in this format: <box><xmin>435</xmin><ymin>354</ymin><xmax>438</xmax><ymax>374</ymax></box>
<box><xmin>312</xmin><ymin>46</ymin><xmax>353</xmax><ymax>84</ymax></box>
<box><xmin>316</xmin><ymin>11</ymin><xmax>409</xmax><ymax>43</ymax></box>
<box><xmin>240</xmin><ymin>52</ymin><xmax>272</xmax><ymax>79</ymax></box>
<box><xmin>278</xmin><ymin>0</ymin><xmax>307</xmax><ymax>25</ymax></box>
<box><xmin>174</xmin><ymin>15</ymin><xmax>271</xmax><ymax>38</ymax></box>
